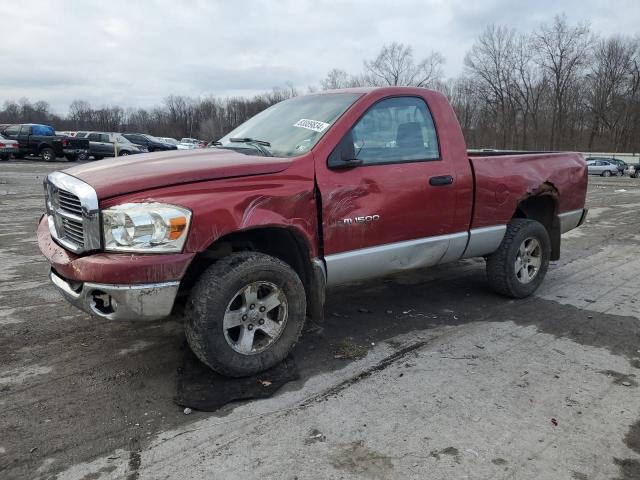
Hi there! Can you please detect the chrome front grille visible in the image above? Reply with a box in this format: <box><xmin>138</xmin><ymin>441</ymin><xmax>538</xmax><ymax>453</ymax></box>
<box><xmin>57</xmin><ymin>190</ymin><xmax>83</xmax><ymax>215</ymax></box>
<box><xmin>44</xmin><ymin>172</ymin><xmax>101</xmax><ymax>253</ymax></box>
<box><xmin>61</xmin><ymin>215</ymin><xmax>85</xmax><ymax>246</ymax></box>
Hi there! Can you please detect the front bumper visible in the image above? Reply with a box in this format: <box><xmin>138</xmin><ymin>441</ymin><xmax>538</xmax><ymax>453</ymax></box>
<box><xmin>50</xmin><ymin>269</ymin><xmax>179</xmax><ymax>321</ymax></box>
<box><xmin>37</xmin><ymin>215</ymin><xmax>194</xmax><ymax>321</ymax></box>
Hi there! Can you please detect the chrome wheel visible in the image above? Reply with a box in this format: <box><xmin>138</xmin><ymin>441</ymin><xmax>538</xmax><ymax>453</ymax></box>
<box><xmin>515</xmin><ymin>237</ymin><xmax>542</xmax><ymax>284</ymax></box>
<box><xmin>223</xmin><ymin>281</ymin><xmax>288</xmax><ymax>355</ymax></box>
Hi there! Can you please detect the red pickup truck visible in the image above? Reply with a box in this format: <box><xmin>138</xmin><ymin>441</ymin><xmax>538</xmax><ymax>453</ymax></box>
<box><xmin>38</xmin><ymin>87</ymin><xmax>588</xmax><ymax>377</ymax></box>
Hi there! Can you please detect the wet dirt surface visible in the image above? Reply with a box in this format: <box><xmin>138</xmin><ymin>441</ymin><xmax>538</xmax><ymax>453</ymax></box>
<box><xmin>1</xmin><ymin>159</ymin><xmax>640</xmax><ymax>479</ymax></box>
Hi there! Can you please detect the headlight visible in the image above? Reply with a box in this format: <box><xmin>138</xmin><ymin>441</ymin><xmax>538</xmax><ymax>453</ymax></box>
<box><xmin>102</xmin><ymin>203</ymin><xmax>191</xmax><ymax>253</ymax></box>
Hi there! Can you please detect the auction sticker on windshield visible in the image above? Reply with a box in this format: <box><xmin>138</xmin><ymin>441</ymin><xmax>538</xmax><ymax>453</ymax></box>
<box><xmin>293</xmin><ymin>119</ymin><xmax>330</xmax><ymax>132</ymax></box>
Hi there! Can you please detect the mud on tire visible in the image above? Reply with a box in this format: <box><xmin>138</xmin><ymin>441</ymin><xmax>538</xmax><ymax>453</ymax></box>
<box><xmin>486</xmin><ymin>218</ymin><xmax>550</xmax><ymax>298</ymax></box>
<box><xmin>185</xmin><ymin>252</ymin><xmax>306</xmax><ymax>377</ymax></box>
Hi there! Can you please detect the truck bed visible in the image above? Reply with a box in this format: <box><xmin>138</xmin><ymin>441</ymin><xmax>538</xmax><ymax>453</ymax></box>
<box><xmin>468</xmin><ymin>151</ymin><xmax>587</xmax><ymax>229</ymax></box>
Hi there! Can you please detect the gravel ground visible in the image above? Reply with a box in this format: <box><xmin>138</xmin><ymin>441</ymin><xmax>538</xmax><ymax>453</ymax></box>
<box><xmin>1</xmin><ymin>159</ymin><xmax>639</xmax><ymax>480</ymax></box>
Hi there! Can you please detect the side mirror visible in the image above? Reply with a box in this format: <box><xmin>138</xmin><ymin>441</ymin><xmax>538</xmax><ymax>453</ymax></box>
<box><xmin>328</xmin><ymin>131</ymin><xmax>362</xmax><ymax>169</ymax></box>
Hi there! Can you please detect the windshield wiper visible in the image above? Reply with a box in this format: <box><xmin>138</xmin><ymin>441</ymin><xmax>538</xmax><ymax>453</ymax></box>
<box><xmin>229</xmin><ymin>137</ymin><xmax>273</xmax><ymax>157</ymax></box>
<box><xmin>230</xmin><ymin>137</ymin><xmax>271</xmax><ymax>146</ymax></box>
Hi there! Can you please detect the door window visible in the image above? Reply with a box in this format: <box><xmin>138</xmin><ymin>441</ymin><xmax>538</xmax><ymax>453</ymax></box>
<box><xmin>4</xmin><ymin>125</ymin><xmax>20</xmax><ymax>137</ymax></box>
<box><xmin>349</xmin><ymin>96</ymin><xmax>439</xmax><ymax>165</ymax></box>
<box><xmin>88</xmin><ymin>133</ymin><xmax>101</xmax><ymax>141</ymax></box>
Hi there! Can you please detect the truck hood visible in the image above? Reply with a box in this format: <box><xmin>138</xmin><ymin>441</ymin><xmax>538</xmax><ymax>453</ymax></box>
<box><xmin>64</xmin><ymin>148</ymin><xmax>293</xmax><ymax>199</ymax></box>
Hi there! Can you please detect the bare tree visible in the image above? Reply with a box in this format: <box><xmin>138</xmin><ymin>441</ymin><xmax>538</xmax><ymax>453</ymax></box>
<box><xmin>508</xmin><ymin>34</ymin><xmax>548</xmax><ymax>149</ymax></box>
<box><xmin>586</xmin><ymin>36</ymin><xmax>638</xmax><ymax>150</ymax></box>
<box><xmin>464</xmin><ymin>25</ymin><xmax>516</xmax><ymax>148</ymax></box>
<box><xmin>363</xmin><ymin>42</ymin><xmax>444</xmax><ymax>87</ymax></box>
<box><xmin>532</xmin><ymin>14</ymin><xmax>592</xmax><ymax>149</ymax></box>
<box><xmin>68</xmin><ymin>100</ymin><xmax>93</xmax><ymax>128</ymax></box>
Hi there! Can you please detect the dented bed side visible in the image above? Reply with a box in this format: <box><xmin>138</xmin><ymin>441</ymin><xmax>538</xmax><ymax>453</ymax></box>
<box><xmin>468</xmin><ymin>152</ymin><xmax>588</xmax><ymax>229</ymax></box>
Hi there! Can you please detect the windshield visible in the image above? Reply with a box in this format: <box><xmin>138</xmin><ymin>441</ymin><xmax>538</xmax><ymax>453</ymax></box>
<box><xmin>218</xmin><ymin>93</ymin><xmax>361</xmax><ymax>157</ymax></box>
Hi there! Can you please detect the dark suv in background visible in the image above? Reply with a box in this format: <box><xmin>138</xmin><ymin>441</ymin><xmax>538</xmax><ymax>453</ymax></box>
<box><xmin>75</xmin><ymin>132</ymin><xmax>147</xmax><ymax>160</ymax></box>
<box><xmin>122</xmin><ymin>134</ymin><xmax>177</xmax><ymax>152</ymax></box>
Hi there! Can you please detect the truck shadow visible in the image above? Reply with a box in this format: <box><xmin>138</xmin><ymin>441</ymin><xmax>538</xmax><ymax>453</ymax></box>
<box><xmin>175</xmin><ymin>257</ymin><xmax>640</xmax><ymax>411</ymax></box>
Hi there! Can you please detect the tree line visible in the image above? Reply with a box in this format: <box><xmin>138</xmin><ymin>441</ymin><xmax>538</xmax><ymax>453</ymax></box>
<box><xmin>1</xmin><ymin>14</ymin><xmax>638</xmax><ymax>153</ymax></box>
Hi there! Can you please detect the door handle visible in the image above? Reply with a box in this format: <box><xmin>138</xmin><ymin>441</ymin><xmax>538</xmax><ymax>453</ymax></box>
<box><xmin>429</xmin><ymin>175</ymin><xmax>454</xmax><ymax>186</ymax></box>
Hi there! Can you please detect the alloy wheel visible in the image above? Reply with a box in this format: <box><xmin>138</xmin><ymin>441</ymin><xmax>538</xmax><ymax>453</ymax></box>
<box><xmin>223</xmin><ymin>281</ymin><xmax>288</xmax><ymax>355</ymax></box>
<box><xmin>514</xmin><ymin>237</ymin><xmax>542</xmax><ymax>284</ymax></box>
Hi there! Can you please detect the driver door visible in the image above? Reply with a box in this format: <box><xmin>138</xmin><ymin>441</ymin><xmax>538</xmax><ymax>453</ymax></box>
<box><xmin>315</xmin><ymin>95</ymin><xmax>462</xmax><ymax>286</ymax></box>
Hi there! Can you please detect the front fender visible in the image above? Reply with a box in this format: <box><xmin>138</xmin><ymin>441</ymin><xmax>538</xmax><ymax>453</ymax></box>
<box><xmin>98</xmin><ymin>157</ymin><xmax>318</xmax><ymax>257</ymax></box>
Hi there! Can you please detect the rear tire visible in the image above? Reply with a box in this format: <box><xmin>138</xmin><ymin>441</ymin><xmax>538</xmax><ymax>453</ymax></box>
<box><xmin>185</xmin><ymin>252</ymin><xmax>306</xmax><ymax>377</ymax></box>
<box><xmin>41</xmin><ymin>147</ymin><xmax>56</xmax><ymax>162</ymax></box>
<box><xmin>486</xmin><ymin>219</ymin><xmax>550</xmax><ymax>298</ymax></box>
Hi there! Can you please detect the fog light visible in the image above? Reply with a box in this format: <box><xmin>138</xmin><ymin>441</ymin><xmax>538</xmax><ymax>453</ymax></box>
<box><xmin>90</xmin><ymin>290</ymin><xmax>117</xmax><ymax>315</ymax></box>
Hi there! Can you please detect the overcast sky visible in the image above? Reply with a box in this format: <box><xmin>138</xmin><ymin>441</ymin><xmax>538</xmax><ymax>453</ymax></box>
<box><xmin>2</xmin><ymin>0</ymin><xmax>639</xmax><ymax>114</ymax></box>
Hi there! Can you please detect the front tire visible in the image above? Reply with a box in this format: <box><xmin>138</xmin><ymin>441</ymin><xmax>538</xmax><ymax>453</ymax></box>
<box><xmin>486</xmin><ymin>219</ymin><xmax>550</xmax><ymax>298</ymax></box>
<box><xmin>185</xmin><ymin>252</ymin><xmax>306</xmax><ymax>377</ymax></box>
<box><xmin>602</xmin><ymin>170</ymin><xmax>612</xmax><ymax>177</ymax></box>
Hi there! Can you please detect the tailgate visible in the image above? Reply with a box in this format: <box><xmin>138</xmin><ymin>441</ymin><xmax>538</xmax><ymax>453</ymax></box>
<box><xmin>68</xmin><ymin>138</ymin><xmax>90</xmax><ymax>149</ymax></box>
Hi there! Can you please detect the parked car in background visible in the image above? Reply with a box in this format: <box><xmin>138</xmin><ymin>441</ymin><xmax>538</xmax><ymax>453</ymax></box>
<box><xmin>75</xmin><ymin>132</ymin><xmax>147</xmax><ymax>159</ymax></box>
<box><xmin>122</xmin><ymin>134</ymin><xmax>177</xmax><ymax>152</ymax></box>
<box><xmin>586</xmin><ymin>159</ymin><xmax>621</xmax><ymax>177</ymax></box>
<box><xmin>0</xmin><ymin>133</ymin><xmax>19</xmax><ymax>160</ymax></box>
<box><xmin>623</xmin><ymin>162</ymin><xmax>640</xmax><ymax>178</ymax></box>
<box><xmin>178</xmin><ymin>138</ymin><xmax>205</xmax><ymax>149</ymax></box>
<box><xmin>159</xmin><ymin>137</ymin><xmax>179</xmax><ymax>146</ymax></box>
<box><xmin>586</xmin><ymin>156</ymin><xmax>626</xmax><ymax>175</ymax></box>
<box><xmin>0</xmin><ymin>124</ymin><xmax>89</xmax><ymax>162</ymax></box>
